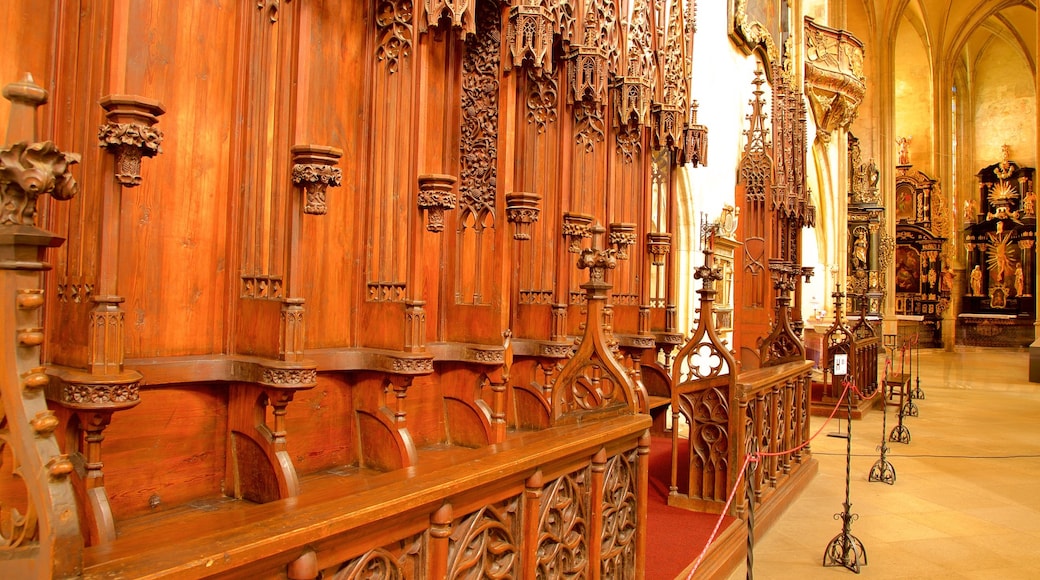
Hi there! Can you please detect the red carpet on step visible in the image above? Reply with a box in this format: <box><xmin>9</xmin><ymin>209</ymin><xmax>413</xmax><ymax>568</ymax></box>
<box><xmin>646</xmin><ymin>436</ymin><xmax>737</xmax><ymax>579</ymax></box>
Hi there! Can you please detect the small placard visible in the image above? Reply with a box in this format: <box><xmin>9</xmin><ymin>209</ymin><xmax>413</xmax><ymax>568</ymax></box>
<box><xmin>834</xmin><ymin>353</ymin><xmax>848</xmax><ymax>376</ymax></box>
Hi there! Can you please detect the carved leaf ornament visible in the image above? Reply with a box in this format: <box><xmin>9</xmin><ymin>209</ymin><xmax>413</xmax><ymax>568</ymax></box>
<box><xmin>0</xmin><ymin>142</ymin><xmax>79</xmax><ymax>226</ymax></box>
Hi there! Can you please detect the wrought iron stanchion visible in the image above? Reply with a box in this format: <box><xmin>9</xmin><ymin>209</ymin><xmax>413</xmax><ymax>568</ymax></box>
<box><xmin>910</xmin><ymin>333</ymin><xmax>925</xmax><ymax>400</ymax></box>
<box><xmin>868</xmin><ymin>361</ymin><xmax>896</xmax><ymax>485</ymax></box>
<box><xmin>888</xmin><ymin>341</ymin><xmax>912</xmax><ymax>444</ymax></box>
<box><xmin>824</xmin><ymin>377</ymin><xmax>868</xmax><ymax>572</ymax></box>
<box><xmin>745</xmin><ymin>446</ymin><xmax>758</xmax><ymax>580</ymax></box>
<box><xmin>901</xmin><ymin>337</ymin><xmax>919</xmax><ymax>418</ymax></box>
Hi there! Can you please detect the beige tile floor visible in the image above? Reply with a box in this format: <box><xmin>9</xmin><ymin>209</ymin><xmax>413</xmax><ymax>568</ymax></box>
<box><xmin>722</xmin><ymin>347</ymin><xmax>1040</xmax><ymax>580</ymax></box>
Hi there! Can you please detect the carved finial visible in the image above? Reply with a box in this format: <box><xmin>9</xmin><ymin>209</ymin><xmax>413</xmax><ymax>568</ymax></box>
<box><xmin>2</xmin><ymin>73</ymin><xmax>48</xmax><ymax>144</ymax></box>
<box><xmin>831</xmin><ymin>284</ymin><xmax>845</xmax><ymax>322</ymax></box>
<box><xmin>1</xmin><ymin>77</ymin><xmax>80</xmax><ymax>227</ymax></box>
<box><xmin>577</xmin><ymin>223</ymin><xmax>617</xmax><ymax>290</ymax></box>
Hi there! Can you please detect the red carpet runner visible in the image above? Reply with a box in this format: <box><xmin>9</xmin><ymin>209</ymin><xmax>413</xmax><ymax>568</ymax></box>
<box><xmin>646</xmin><ymin>437</ymin><xmax>737</xmax><ymax>579</ymax></box>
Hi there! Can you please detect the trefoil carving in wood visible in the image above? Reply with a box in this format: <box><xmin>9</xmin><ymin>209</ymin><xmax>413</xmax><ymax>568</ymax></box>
<box><xmin>291</xmin><ymin>145</ymin><xmax>343</xmax><ymax>216</ymax></box>
<box><xmin>668</xmin><ymin>232</ymin><xmax>738</xmax><ymax>509</ymax></box>
<box><xmin>536</xmin><ymin>468</ymin><xmax>590</xmax><ymax>576</ymax></box>
<box><xmin>98</xmin><ymin>95</ymin><xmax>164</xmax><ymax>188</ymax></box>
<box><xmin>525</xmin><ymin>70</ymin><xmax>559</xmax><ymax>133</ymax></box>
<box><xmin>376</xmin><ymin>0</ymin><xmax>415</xmax><ymax>74</ymax></box>
<box><xmin>447</xmin><ymin>500</ymin><xmax>519</xmax><ymax>577</ymax></box>
<box><xmin>417</xmin><ymin>174</ymin><xmax>458</xmax><ymax>232</ymax></box>
<box><xmin>506</xmin><ymin>0</ymin><xmax>555</xmax><ymax>75</ymax></box>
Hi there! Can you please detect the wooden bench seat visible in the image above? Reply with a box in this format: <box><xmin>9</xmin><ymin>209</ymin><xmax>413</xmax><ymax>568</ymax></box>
<box><xmin>83</xmin><ymin>414</ymin><xmax>650</xmax><ymax>579</ymax></box>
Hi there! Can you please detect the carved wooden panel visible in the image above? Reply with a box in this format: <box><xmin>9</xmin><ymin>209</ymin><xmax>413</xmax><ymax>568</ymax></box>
<box><xmin>600</xmin><ymin>448</ymin><xmax>639</xmax><ymax>577</ymax></box>
<box><xmin>537</xmin><ymin>466</ymin><xmax>590</xmax><ymax>577</ymax></box>
<box><xmin>455</xmin><ymin>2</ymin><xmax>500</xmax><ymax>307</ymax></box>
<box><xmin>447</xmin><ymin>497</ymin><xmax>519</xmax><ymax>578</ymax></box>
<box><xmin>367</xmin><ymin>0</ymin><xmax>415</xmax><ymax>304</ymax></box>
<box><xmin>325</xmin><ymin>533</ymin><xmax>425</xmax><ymax>579</ymax></box>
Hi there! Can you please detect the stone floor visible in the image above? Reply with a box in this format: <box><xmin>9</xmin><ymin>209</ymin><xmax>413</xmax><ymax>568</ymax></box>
<box><xmin>722</xmin><ymin>347</ymin><xmax>1040</xmax><ymax>580</ymax></box>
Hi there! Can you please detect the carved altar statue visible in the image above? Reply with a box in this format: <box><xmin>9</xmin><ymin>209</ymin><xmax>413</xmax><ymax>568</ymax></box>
<box><xmin>970</xmin><ymin>265</ymin><xmax>983</xmax><ymax>296</ymax></box>
<box><xmin>896</xmin><ymin>135</ymin><xmax>911</xmax><ymax>165</ymax></box>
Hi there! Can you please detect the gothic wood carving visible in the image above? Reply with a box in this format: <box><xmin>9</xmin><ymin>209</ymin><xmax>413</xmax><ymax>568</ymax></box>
<box><xmin>536</xmin><ymin>467</ymin><xmax>590</xmax><ymax>577</ymax></box>
<box><xmin>0</xmin><ymin>75</ymin><xmax>83</xmax><ymax>574</ymax></box>
<box><xmin>552</xmin><ymin>226</ymin><xmax>642</xmax><ymax>422</ymax></box>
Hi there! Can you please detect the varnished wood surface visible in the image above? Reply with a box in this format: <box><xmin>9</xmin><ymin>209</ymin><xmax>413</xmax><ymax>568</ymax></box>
<box><xmin>82</xmin><ymin>414</ymin><xmax>649</xmax><ymax>578</ymax></box>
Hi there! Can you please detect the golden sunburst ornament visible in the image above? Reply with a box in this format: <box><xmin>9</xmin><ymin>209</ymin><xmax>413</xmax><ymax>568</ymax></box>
<box><xmin>986</xmin><ymin>231</ymin><xmax>1016</xmax><ymax>284</ymax></box>
<box><xmin>988</xmin><ymin>180</ymin><xmax>1018</xmax><ymax>205</ymax></box>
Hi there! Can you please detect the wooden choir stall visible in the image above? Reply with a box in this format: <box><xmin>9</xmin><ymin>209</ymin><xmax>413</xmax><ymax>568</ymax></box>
<box><xmin>0</xmin><ymin>1</ymin><xmax>822</xmax><ymax>578</ymax></box>
<box><xmin>0</xmin><ymin>1</ymin><xmax>709</xmax><ymax>577</ymax></box>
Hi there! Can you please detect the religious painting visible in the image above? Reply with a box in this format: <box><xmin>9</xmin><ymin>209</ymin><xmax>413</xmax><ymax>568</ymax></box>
<box><xmin>895</xmin><ymin>182</ymin><xmax>915</xmax><ymax>222</ymax></box>
<box><xmin>894</xmin><ymin>246</ymin><xmax>920</xmax><ymax>293</ymax></box>
<box><xmin>729</xmin><ymin>0</ymin><xmax>789</xmax><ymax>65</ymax></box>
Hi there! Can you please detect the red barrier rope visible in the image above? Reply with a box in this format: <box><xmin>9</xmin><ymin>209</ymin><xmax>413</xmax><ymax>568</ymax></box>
<box><xmin>683</xmin><ymin>452</ymin><xmax>756</xmax><ymax>580</ymax></box>
<box><xmin>684</xmin><ymin>380</ymin><xmax>856</xmax><ymax>578</ymax></box>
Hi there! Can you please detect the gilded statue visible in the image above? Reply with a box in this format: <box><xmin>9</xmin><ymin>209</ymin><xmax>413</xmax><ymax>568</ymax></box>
<box><xmin>970</xmin><ymin>265</ymin><xmax>983</xmax><ymax>296</ymax></box>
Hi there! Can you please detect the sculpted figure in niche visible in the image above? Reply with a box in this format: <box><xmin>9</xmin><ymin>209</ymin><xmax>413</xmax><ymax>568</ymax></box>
<box><xmin>1015</xmin><ymin>263</ymin><xmax>1025</xmax><ymax>297</ymax></box>
<box><xmin>852</xmin><ymin>230</ymin><xmax>868</xmax><ymax>270</ymax></box>
<box><xmin>896</xmin><ymin>136</ymin><xmax>911</xmax><ymax>165</ymax></box>
<box><xmin>963</xmin><ymin>198</ymin><xmax>978</xmax><ymax>223</ymax></box>
<box><xmin>970</xmin><ymin>265</ymin><xmax>983</xmax><ymax>296</ymax></box>
<box><xmin>1023</xmin><ymin>190</ymin><xmax>1035</xmax><ymax>217</ymax></box>
<box><xmin>940</xmin><ymin>266</ymin><xmax>954</xmax><ymax>293</ymax></box>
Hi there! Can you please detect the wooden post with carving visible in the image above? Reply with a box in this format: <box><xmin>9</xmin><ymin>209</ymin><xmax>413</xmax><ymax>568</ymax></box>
<box><xmin>0</xmin><ymin>73</ymin><xmax>84</xmax><ymax>576</ymax></box>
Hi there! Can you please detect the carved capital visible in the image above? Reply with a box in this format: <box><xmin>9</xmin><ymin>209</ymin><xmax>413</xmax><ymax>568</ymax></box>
<box><xmin>608</xmin><ymin>222</ymin><xmax>636</xmax><ymax>260</ymax></box>
<box><xmin>562</xmin><ymin>211</ymin><xmax>594</xmax><ymax>253</ymax></box>
<box><xmin>98</xmin><ymin>95</ymin><xmax>165</xmax><ymax>188</ymax></box>
<box><xmin>646</xmin><ymin>232</ymin><xmax>672</xmax><ymax>266</ymax></box>
<box><xmin>291</xmin><ymin>145</ymin><xmax>343</xmax><ymax>215</ymax></box>
<box><xmin>417</xmin><ymin>173</ymin><xmax>458</xmax><ymax>232</ymax></box>
<box><xmin>505</xmin><ymin>191</ymin><xmax>541</xmax><ymax>240</ymax></box>
<box><xmin>577</xmin><ymin>224</ymin><xmax>617</xmax><ymax>291</ymax></box>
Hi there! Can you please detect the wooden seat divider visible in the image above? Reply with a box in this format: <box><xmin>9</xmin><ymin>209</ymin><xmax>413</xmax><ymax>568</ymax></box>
<box><xmin>812</xmin><ymin>289</ymin><xmax>882</xmax><ymax>419</ymax></box>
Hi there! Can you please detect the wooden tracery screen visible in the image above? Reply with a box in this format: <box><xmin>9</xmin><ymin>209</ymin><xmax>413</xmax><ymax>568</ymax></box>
<box><xmin>734</xmin><ymin>63</ymin><xmax>814</xmax><ymax>369</ymax></box>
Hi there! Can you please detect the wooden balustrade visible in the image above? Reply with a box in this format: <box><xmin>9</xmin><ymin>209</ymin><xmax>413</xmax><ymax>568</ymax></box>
<box><xmin>735</xmin><ymin>359</ymin><xmax>814</xmax><ymax>515</ymax></box>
